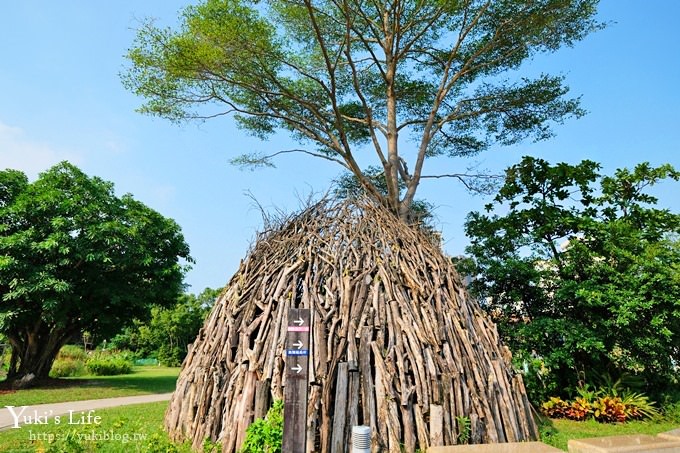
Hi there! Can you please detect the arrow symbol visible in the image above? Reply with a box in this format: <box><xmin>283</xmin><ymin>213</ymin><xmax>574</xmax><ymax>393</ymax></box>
<box><xmin>293</xmin><ymin>317</ymin><xmax>305</xmax><ymax>326</ymax></box>
<box><xmin>293</xmin><ymin>340</ymin><xmax>303</xmax><ymax>350</ymax></box>
<box><xmin>292</xmin><ymin>364</ymin><xmax>303</xmax><ymax>374</ymax></box>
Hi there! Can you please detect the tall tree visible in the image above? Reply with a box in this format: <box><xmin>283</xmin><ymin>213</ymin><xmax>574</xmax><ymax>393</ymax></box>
<box><xmin>0</xmin><ymin>162</ymin><xmax>191</xmax><ymax>384</ymax></box>
<box><xmin>111</xmin><ymin>287</ymin><xmax>221</xmax><ymax>366</ymax></box>
<box><xmin>123</xmin><ymin>0</ymin><xmax>601</xmax><ymax>221</ymax></box>
<box><xmin>459</xmin><ymin>157</ymin><xmax>680</xmax><ymax>399</ymax></box>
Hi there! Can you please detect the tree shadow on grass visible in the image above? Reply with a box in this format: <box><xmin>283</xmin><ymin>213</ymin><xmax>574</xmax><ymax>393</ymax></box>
<box><xmin>0</xmin><ymin>368</ymin><xmax>179</xmax><ymax>394</ymax></box>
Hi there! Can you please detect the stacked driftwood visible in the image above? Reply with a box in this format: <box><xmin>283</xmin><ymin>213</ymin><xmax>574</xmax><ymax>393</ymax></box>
<box><xmin>165</xmin><ymin>198</ymin><xmax>538</xmax><ymax>452</ymax></box>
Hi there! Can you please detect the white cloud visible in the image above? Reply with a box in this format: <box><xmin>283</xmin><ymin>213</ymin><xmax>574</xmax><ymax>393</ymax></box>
<box><xmin>0</xmin><ymin>120</ymin><xmax>82</xmax><ymax>179</ymax></box>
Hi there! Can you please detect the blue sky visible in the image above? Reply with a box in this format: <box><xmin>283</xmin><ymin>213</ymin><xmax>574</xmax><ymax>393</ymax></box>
<box><xmin>1</xmin><ymin>1</ymin><xmax>679</xmax><ymax>293</ymax></box>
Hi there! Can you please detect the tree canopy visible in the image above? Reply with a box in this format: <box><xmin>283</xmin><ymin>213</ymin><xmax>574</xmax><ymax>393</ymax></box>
<box><xmin>0</xmin><ymin>162</ymin><xmax>191</xmax><ymax>382</ymax></box>
<box><xmin>123</xmin><ymin>0</ymin><xmax>601</xmax><ymax>220</ymax></box>
<box><xmin>458</xmin><ymin>157</ymin><xmax>680</xmax><ymax>401</ymax></box>
<box><xmin>110</xmin><ymin>287</ymin><xmax>221</xmax><ymax>366</ymax></box>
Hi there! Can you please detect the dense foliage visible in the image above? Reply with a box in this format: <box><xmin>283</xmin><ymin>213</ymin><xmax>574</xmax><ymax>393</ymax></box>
<box><xmin>239</xmin><ymin>400</ymin><xmax>283</xmax><ymax>453</ymax></box>
<box><xmin>110</xmin><ymin>287</ymin><xmax>220</xmax><ymax>366</ymax></box>
<box><xmin>85</xmin><ymin>351</ymin><xmax>134</xmax><ymax>376</ymax></box>
<box><xmin>0</xmin><ymin>162</ymin><xmax>191</xmax><ymax>382</ymax></box>
<box><xmin>49</xmin><ymin>344</ymin><xmax>88</xmax><ymax>378</ymax></box>
<box><xmin>123</xmin><ymin>0</ymin><xmax>601</xmax><ymax>220</ymax></box>
<box><xmin>458</xmin><ymin>157</ymin><xmax>680</xmax><ymax>401</ymax></box>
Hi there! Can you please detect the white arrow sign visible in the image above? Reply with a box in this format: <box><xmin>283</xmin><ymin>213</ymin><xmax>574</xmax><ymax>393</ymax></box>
<box><xmin>293</xmin><ymin>340</ymin><xmax>304</xmax><ymax>350</ymax></box>
<box><xmin>292</xmin><ymin>364</ymin><xmax>303</xmax><ymax>374</ymax></box>
<box><xmin>293</xmin><ymin>317</ymin><xmax>305</xmax><ymax>326</ymax></box>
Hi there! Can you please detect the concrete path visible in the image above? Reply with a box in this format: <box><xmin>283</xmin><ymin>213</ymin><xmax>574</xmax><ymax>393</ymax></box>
<box><xmin>429</xmin><ymin>442</ymin><xmax>563</xmax><ymax>452</ymax></box>
<box><xmin>0</xmin><ymin>392</ymin><xmax>173</xmax><ymax>431</ymax></box>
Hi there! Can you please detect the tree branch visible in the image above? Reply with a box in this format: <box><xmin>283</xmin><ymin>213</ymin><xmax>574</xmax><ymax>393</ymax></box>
<box><xmin>231</xmin><ymin>148</ymin><xmax>350</xmax><ymax>170</ymax></box>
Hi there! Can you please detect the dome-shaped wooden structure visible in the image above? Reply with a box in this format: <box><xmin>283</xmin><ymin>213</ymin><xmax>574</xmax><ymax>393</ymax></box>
<box><xmin>165</xmin><ymin>198</ymin><xmax>538</xmax><ymax>452</ymax></box>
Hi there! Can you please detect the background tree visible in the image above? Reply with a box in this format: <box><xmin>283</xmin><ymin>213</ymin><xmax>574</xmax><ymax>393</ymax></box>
<box><xmin>458</xmin><ymin>157</ymin><xmax>680</xmax><ymax>402</ymax></box>
<box><xmin>0</xmin><ymin>162</ymin><xmax>191</xmax><ymax>384</ymax></box>
<box><xmin>110</xmin><ymin>287</ymin><xmax>221</xmax><ymax>366</ymax></box>
<box><xmin>123</xmin><ymin>0</ymin><xmax>601</xmax><ymax>221</ymax></box>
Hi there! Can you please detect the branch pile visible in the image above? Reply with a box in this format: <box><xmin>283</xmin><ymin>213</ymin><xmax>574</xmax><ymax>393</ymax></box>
<box><xmin>165</xmin><ymin>198</ymin><xmax>538</xmax><ymax>452</ymax></box>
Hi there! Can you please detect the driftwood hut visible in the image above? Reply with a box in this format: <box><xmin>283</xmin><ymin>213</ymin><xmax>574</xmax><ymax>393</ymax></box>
<box><xmin>165</xmin><ymin>198</ymin><xmax>538</xmax><ymax>452</ymax></box>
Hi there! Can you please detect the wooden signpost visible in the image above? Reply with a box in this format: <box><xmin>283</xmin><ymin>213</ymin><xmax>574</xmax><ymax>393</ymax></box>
<box><xmin>282</xmin><ymin>308</ymin><xmax>311</xmax><ymax>452</ymax></box>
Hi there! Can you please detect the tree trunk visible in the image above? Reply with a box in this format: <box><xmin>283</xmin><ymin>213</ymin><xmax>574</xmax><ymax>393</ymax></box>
<box><xmin>5</xmin><ymin>325</ymin><xmax>73</xmax><ymax>386</ymax></box>
<box><xmin>14</xmin><ymin>352</ymin><xmax>56</xmax><ymax>384</ymax></box>
<box><xmin>7</xmin><ymin>347</ymin><xmax>19</xmax><ymax>380</ymax></box>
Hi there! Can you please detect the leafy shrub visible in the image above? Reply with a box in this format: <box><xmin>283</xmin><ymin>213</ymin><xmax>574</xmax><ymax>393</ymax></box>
<box><xmin>596</xmin><ymin>373</ymin><xmax>644</xmax><ymax>397</ymax></box>
<box><xmin>593</xmin><ymin>374</ymin><xmax>660</xmax><ymax>422</ymax></box>
<box><xmin>541</xmin><ymin>397</ymin><xmax>570</xmax><ymax>419</ymax></box>
<box><xmin>85</xmin><ymin>351</ymin><xmax>133</xmax><ymax>376</ymax></box>
<box><xmin>592</xmin><ymin>396</ymin><xmax>627</xmax><ymax>423</ymax></box>
<box><xmin>203</xmin><ymin>437</ymin><xmax>222</xmax><ymax>453</ymax></box>
<box><xmin>455</xmin><ymin>415</ymin><xmax>471</xmax><ymax>444</ymax></box>
<box><xmin>141</xmin><ymin>432</ymin><xmax>182</xmax><ymax>453</ymax></box>
<box><xmin>50</xmin><ymin>357</ymin><xmax>87</xmax><ymax>378</ymax></box>
<box><xmin>662</xmin><ymin>400</ymin><xmax>680</xmax><ymax>423</ymax></box>
<box><xmin>621</xmin><ymin>391</ymin><xmax>661</xmax><ymax>420</ymax></box>
<box><xmin>515</xmin><ymin>354</ymin><xmax>558</xmax><ymax>406</ymax></box>
<box><xmin>566</xmin><ymin>398</ymin><xmax>592</xmax><ymax>421</ymax></box>
<box><xmin>49</xmin><ymin>345</ymin><xmax>88</xmax><ymax>377</ymax></box>
<box><xmin>541</xmin><ymin>385</ymin><xmax>660</xmax><ymax>423</ymax></box>
<box><xmin>158</xmin><ymin>344</ymin><xmax>183</xmax><ymax>367</ymax></box>
<box><xmin>240</xmin><ymin>400</ymin><xmax>283</xmax><ymax>453</ymax></box>
<box><xmin>108</xmin><ymin>349</ymin><xmax>136</xmax><ymax>362</ymax></box>
<box><xmin>58</xmin><ymin>344</ymin><xmax>88</xmax><ymax>361</ymax></box>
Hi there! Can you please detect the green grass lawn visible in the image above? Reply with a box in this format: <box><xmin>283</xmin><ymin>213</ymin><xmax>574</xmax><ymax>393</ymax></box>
<box><xmin>539</xmin><ymin>417</ymin><xmax>680</xmax><ymax>451</ymax></box>
<box><xmin>1</xmin><ymin>366</ymin><xmax>677</xmax><ymax>452</ymax></box>
<box><xmin>0</xmin><ymin>398</ymin><xmax>677</xmax><ymax>452</ymax></box>
<box><xmin>0</xmin><ymin>366</ymin><xmax>180</xmax><ymax>407</ymax></box>
<box><xmin>0</xmin><ymin>401</ymin><xmax>195</xmax><ymax>453</ymax></box>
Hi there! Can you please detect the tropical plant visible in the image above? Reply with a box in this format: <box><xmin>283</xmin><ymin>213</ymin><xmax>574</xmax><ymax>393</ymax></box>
<box><xmin>620</xmin><ymin>391</ymin><xmax>661</xmax><ymax>420</ymax></box>
<box><xmin>565</xmin><ymin>398</ymin><xmax>592</xmax><ymax>421</ymax></box>
<box><xmin>592</xmin><ymin>396</ymin><xmax>627</xmax><ymax>423</ymax></box>
<box><xmin>541</xmin><ymin>381</ymin><xmax>661</xmax><ymax>423</ymax></box>
<box><xmin>541</xmin><ymin>397</ymin><xmax>570</xmax><ymax>419</ymax></box>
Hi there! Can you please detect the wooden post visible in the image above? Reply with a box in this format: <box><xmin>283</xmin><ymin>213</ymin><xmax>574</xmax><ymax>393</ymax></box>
<box><xmin>330</xmin><ymin>362</ymin><xmax>349</xmax><ymax>453</ymax></box>
<box><xmin>283</xmin><ymin>308</ymin><xmax>311</xmax><ymax>452</ymax></box>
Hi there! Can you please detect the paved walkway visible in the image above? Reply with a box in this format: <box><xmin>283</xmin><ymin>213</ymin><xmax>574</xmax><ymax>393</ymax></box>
<box><xmin>0</xmin><ymin>393</ymin><xmax>173</xmax><ymax>431</ymax></box>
